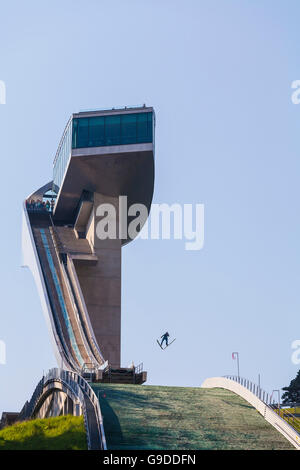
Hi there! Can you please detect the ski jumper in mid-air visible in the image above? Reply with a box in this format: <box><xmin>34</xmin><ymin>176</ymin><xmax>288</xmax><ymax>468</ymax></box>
<box><xmin>157</xmin><ymin>332</ymin><xmax>175</xmax><ymax>350</ymax></box>
<box><xmin>160</xmin><ymin>332</ymin><xmax>169</xmax><ymax>348</ymax></box>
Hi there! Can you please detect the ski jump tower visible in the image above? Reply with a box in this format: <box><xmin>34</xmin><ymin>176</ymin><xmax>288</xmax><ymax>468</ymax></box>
<box><xmin>22</xmin><ymin>105</ymin><xmax>155</xmax><ymax>383</ymax></box>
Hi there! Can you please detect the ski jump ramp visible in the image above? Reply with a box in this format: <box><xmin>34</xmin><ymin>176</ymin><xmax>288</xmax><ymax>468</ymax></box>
<box><xmin>22</xmin><ymin>106</ymin><xmax>154</xmax><ymax>375</ymax></box>
<box><xmin>18</xmin><ymin>106</ymin><xmax>154</xmax><ymax>448</ymax></box>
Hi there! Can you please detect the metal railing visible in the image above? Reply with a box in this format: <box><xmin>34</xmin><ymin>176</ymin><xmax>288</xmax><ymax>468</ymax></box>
<box><xmin>55</xmin><ymin>244</ymin><xmax>99</xmax><ymax>370</ymax></box>
<box><xmin>224</xmin><ymin>375</ymin><xmax>300</xmax><ymax>433</ymax></box>
<box><xmin>81</xmin><ymin>363</ymin><xmax>97</xmax><ymax>382</ymax></box>
<box><xmin>224</xmin><ymin>375</ymin><xmax>274</xmax><ymax>405</ymax></box>
<box><xmin>22</xmin><ymin>204</ymin><xmax>107</xmax><ymax>449</ymax></box>
<box><xmin>134</xmin><ymin>362</ymin><xmax>143</xmax><ymax>375</ymax></box>
<box><xmin>49</xmin><ymin>368</ymin><xmax>107</xmax><ymax>450</ymax></box>
<box><xmin>49</xmin><ymin>220</ymin><xmax>105</xmax><ymax>368</ymax></box>
<box><xmin>19</xmin><ymin>368</ymin><xmax>106</xmax><ymax>450</ymax></box>
<box><xmin>79</xmin><ymin>104</ymin><xmax>148</xmax><ymax>114</ymax></box>
<box><xmin>49</xmin><ymin>217</ymin><xmax>67</xmax><ymax>253</ymax></box>
<box><xmin>274</xmin><ymin>407</ymin><xmax>300</xmax><ymax>433</ymax></box>
<box><xmin>19</xmin><ymin>378</ymin><xmax>45</xmax><ymax>421</ymax></box>
<box><xmin>34</xmin><ymin>226</ymin><xmax>79</xmax><ymax>372</ymax></box>
<box><xmin>59</xmin><ymin>368</ymin><xmax>107</xmax><ymax>450</ymax></box>
<box><xmin>66</xmin><ymin>255</ymin><xmax>105</xmax><ymax>366</ymax></box>
<box><xmin>23</xmin><ymin>202</ymin><xmax>77</xmax><ymax>372</ymax></box>
<box><xmin>202</xmin><ymin>376</ymin><xmax>300</xmax><ymax>449</ymax></box>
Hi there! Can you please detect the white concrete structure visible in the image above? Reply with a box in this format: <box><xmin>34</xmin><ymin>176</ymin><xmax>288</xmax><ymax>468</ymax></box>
<box><xmin>202</xmin><ymin>376</ymin><xmax>300</xmax><ymax>450</ymax></box>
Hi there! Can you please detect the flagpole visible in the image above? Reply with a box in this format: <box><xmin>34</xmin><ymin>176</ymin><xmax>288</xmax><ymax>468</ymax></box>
<box><xmin>232</xmin><ymin>352</ymin><xmax>240</xmax><ymax>380</ymax></box>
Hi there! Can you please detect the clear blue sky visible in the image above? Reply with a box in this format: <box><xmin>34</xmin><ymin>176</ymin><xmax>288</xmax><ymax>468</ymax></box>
<box><xmin>1</xmin><ymin>0</ymin><xmax>300</xmax><ymax>414</ymax></box>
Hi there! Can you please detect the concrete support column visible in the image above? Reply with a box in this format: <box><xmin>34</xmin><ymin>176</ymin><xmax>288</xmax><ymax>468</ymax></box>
<box><xmin>75</xmin><ymin>193</ymin><xmax>121</xmax><ymax>368</ymax></box>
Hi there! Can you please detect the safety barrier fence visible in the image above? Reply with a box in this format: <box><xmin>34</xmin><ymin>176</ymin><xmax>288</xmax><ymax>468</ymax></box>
<box><xmin>23</xmin><ymin>204</ymin><xmax>76</xmax><ymax>372</ymax></box>
<box><xmin>274</xmin><ymin>408</ymin><xmax>300</xmax><ymax>433</ymax></box>
<box><xmin>223</xmin><ymin>375</ymin><xmax>275</xmax><ymax>405</ymax></box>
<box><xmin>40</xmin><ymin>228</ymin><xmax>85</xmax><ymax>368</ymax></box>
<box><xmin>46</xmin><ymin>368</ymin><xmax>107</xmax><ymax>450</ymax></box>
<box><xmin>26</xmin><ymin>203</ymin><xmax>105</xmax><ymax>373</ymax></box>
<box><xmin>49</xmin><ymin>225</ymin><xmax>99</xmax><ymax>370</ymax></box>
<box><xmin>102</xmin><ymin>362</ymin><xmax>143</xmax><ymax>384</ymax></box>
<box><xmin>134</xmin><ymin>362</ymin><xmax>144</xmax><ymax>375</ymax></box>
<box><xmin>49</xmin><ymin>219</ymin><xmax>105</xmax><ymax>368</ymax></box>
<box><xmin>19</xmin><ymin>378</ymin><xmax>44</xmax><ymax>421</ymax></box>
<box><xmin>19</xmin><ymin>368</ymin><xmax>106</xmax><ymax>450</ymax></box>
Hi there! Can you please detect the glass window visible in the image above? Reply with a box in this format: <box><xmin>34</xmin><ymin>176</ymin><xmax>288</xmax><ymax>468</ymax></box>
<box><xmin>54</xmin><ymin>112</ymin><xmax>153</xmax><ymax>194</ymax></box>
<box><xmin>76</xmin><ymin>118</ymin><xmax>89</xmax><ymax>148</ymax></box>
<box><xmin>147</xmin><ymin>112</ymin><xmax>153</xmax><ymax>142</ymax></box>
<box><xmin>72</xmin><ymin>119</ymin><xmax>78</xmax><ymax>148</ymax></box>
<box><xmin>105</xmin><ymin>115</ymin><xmax>121</xmax><ymax>146</ymax></box>
<box><xmin>89</xmin><ymin>116</ymin><xmax>105</xmax><ymax>147</ymax></box>
<box><xmin>121</xmin><ymin>113</ymin><xmax>137</xmax><ymax>144</ymax></box>
<box><xmin>137</xmin><ymin>113</ymin><xmax>149</xmax><ymax>143</ymax></box>
<box><xmin>71</xmin><ymin>112</ymin><xmax>153</xmax><ymax>150</ymax></box>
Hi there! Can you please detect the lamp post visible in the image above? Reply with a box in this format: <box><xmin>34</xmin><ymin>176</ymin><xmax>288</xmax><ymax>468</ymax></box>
<box><xmin>232</xmin><ymin>352</ymin><xmax>240</xmax><ymax>380</ymax></box>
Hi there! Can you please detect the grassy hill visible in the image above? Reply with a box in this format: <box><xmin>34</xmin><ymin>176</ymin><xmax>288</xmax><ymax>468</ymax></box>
<box><xmin>0</xmin><ymin>415</ymin><xmax>87</xmax><ymax>450</ymax></box>
<box><xmin>91</xmin><ymin>383</ymin><xmax>294</xmax><ymax>450</ymax></box>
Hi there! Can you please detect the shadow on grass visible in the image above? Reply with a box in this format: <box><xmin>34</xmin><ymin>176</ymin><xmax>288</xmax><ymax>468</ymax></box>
<box><xmin>90</xmin><ymin>384</ymin><xmax>294</xmax><ymax>450</ymax></box>
<box><xmin>221</xmin><ymin>399</ymin><xmax>253</xmax><ymax>410</ymax></box>
<box><xmin>92</xmin><ymin>385</ymin><xmax>175</xmax><ymax>449</ymax></box>
<box><xmin>93</xmin><ymin>385</ymin><xmax>171</xmax><ymax>413</ymax></box>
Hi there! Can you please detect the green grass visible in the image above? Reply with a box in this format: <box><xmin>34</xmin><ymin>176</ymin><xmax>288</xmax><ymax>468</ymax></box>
<box><xmin>275</xmin><ymin>409</ymin><xmax>300</xmax><ymax>433</ymax></box>
<box><xmin>284</xmin><ymin>407</ymin><xmax>300</xmax><ymax>414</ymax></box>
<box><xmin>91</xmin><ymin>384</ymin><xmax>294</xmax><ymax>450</ymax></box>
<box><xmin>0</xmin><ymin>415</ymin><xmax>87</xmax><ymax>450</ymax></box>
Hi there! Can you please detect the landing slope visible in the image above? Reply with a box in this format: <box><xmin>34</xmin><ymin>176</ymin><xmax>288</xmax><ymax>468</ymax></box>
<box><xmin>91</xmin><ymin>384</ymin><xmax>294</xmax><ymax>450</ymax></box>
